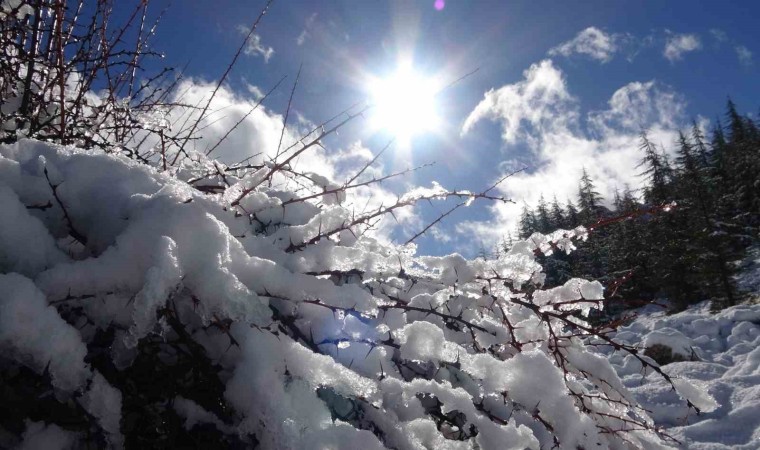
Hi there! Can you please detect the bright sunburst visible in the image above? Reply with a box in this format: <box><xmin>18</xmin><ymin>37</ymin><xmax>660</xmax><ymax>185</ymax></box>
<box><xmin>368</xmin><ymin>65</ymin><xmax>441</xmax><ymax>144</ymax></box>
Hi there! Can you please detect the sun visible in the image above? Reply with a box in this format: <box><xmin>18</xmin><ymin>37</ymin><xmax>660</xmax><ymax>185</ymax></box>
<box><xmin>368</xmin><ymin>65</ymin><xmax>441</xmax><ymax>144</ymax></box>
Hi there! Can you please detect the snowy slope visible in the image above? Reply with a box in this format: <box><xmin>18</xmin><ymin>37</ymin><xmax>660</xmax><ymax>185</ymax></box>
<box><xmin>605</xmin><ymin>297</ymin><xmax>760</xmax><ymax>448</ymax></box>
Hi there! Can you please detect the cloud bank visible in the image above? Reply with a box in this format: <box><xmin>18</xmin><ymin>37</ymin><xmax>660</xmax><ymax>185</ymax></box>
<box><xmin>459</xmin><ymin>60</ymin><xmax>690</xmax><ymax>243</ymax></box>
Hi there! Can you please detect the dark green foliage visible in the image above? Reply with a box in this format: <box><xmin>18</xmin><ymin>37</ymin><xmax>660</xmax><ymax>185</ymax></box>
<box><xmin>511</xmin><ymin>100</ymin><xmax>759</xmax><ymax>313</ymax></box>
<box><xmin>578</xmin><ymin>168</ymin><xmax>605</xmax><ymax>223</ymax></box>
<box><xmin>518</xmin><ymin>203</ymin><xmax>538</xmax><ymax>238</ymax></box>
<box><xmin>550</xmin><ymin>196</ymin><xmax>567</xmax><ymax>229</ymax></box>
<box><xmin>536</xmin><ymin>195</ymin><xmax>553</xmax><ymax>234</ymax></box>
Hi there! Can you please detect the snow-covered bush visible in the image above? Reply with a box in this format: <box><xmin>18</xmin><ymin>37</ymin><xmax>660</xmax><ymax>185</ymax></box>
<box><xmin>0</xmin><ymin>137</ymin><xmax>715</xmax><ymax>449</ymax></box>
<box><xmin>1</xmin><ymin>0</ymin><xmax>179</xmax><ymax>153</ymax></box>
<box><xmin>0</xmin><ymin>1</ymin><xmax>715</xmax><ymax>448</ymax></box>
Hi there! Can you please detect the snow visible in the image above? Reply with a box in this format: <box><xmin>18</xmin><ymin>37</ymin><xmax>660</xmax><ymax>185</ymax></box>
<box><xmin>643</xmin><ymin>328</ymin><xmax>696</xmax><ymax>360</ymax></box>
<box><xmin>0</xmin><ymin>138</ymin><xmax>757</xmax><ymax>449</ymax></box>
<box><xmin>0</xmin><ymin>185</ymin><xmax>67</xmax><ymax>276</ymax></box>
<box><xmin>17</xmin><ymin>421</ymin><xmax>78</xmax><ymax>450</ymax></box>
<box><xmin>0</xmin><ymin>273</ymin><xmax>89</xmax><ymax>392</ymax></box>
<box><xmin>0</xmin><ymin>0</ymin><xmax>34</xmax><ymax>19</ymax></box>
<box><xmin>79</xmin><ymin>373</ymin><xmax>124</xmax><ymax>448</ymax></box>
<box><xmin>605</xmin><ymin>300</ymin><xmax>760</xmax><ymax>449</ymax></box>
<box><xmin>400</xmin><ymin>321</ymin><xmax>447</xmax><ymax>362</ymax></box>
<box><xmin>173</xmin><ymin>396</ymin><xmax>232</xmax><ymax>434</ymax></box>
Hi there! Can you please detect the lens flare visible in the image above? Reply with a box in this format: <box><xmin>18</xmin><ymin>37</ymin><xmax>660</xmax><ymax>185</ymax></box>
<box><xmin>369</xmin><ymin>66</ymin><xmax>441</xmax><ymax>144</ymax></box>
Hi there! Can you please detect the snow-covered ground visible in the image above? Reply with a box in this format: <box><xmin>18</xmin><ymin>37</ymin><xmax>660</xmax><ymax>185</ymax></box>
<box><xmin>603</xmin><ymin>252</ymin><xmax>760</xmax><ymax>449</ymax></box>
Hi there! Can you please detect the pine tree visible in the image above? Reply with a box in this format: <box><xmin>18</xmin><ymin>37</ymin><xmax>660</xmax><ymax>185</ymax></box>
<box><xmin>637</xmin><ymin>131</ymin><xmax>671</xmax><ymax>204</ymax></box>
<box><xmin>606</xmin><ymin>187</ymin><xmax>654</xmax><ymax>308</ymax></box>
<box><xmin>636</xmin><ymin>132</ymin><xmax>696</xmax><ymax>308</ymax></box>
<box><xmin>565</xmin><ymin>199</ymin><xmax>580</xmax><ymax>227</ymax></box>
<box><xmin>673</xmin><ymin>130</ymin><xmax>738</xmax><ymax>307</ymax></box>
<box><xmin>536</xmin><ymin>195</ymin><xmax>553</xmax><ymax>233</ymax></box>
<box><xmin>550</xmin><ymin>196</ymin><xmax>567</xmax><ymax>229</ymax></box>
<box><xmin>512</xmin><ymin>104</ymin><xmax>757</xmax><ymax>313</ymax></box>
<box><xmin>518</xmin><ymin>204</ymin><xmax>538</xmax><ymax>238</ymax></box>
<box><xmin>577</xmin><ymin>168</ymin><xmax>604</xmax><ymax>223</ymax></box>
<box><xmin>571</xmin><ymin>170</ymin><xmax>610</xmax><ymax>282</ymax></box>
<box><xmin>690</xmin><ymin>121</ymin><xmax>711</xmax><ymax>169</ymax></box>
<box><xmin>723</xmin><ymin>101</ymin><xmax>760</xmax><ymax>227</ymax></box>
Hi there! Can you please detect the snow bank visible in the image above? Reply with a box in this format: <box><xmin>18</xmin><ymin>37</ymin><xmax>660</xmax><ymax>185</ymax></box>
<box><xmin>606</xmin><ymin>301</ymin><xmax>760</xmax><ymax>449</ymax></box>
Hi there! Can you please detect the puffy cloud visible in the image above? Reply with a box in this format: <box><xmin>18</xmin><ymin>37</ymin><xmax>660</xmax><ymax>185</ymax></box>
<box><xmin>458</xmin><ymin>61</ymin><xmax>689</xmax><ymax>243</ymax></box>
<box><xmin>549</xmin><ymin>27</ymin><xmax>620</xmax><ymax>63</ymax></box>
<box><xmin>588</xmin><ymin>81</ymin><xmax>685</xmax><ymax>133</ymax></box>
<box><xmin>462</xmin><ymin>60</ymin><xmax>576</xmax><ymax>147</ymax></box>
<box><xmin>735</xmin><ymin>45</ymin><xmax>753</xmax><ymax>66</ymax></box>
<box><xmin>237</xmin><ymin>26</ymin><xmax>275</xmax><ymax>62</ymax></box>
<box><xmin>663</xmin><ymin>33</ymin><xmax>702</xmax><ymax>62</ymax></box>
<box><xmin>163</xmin><ymin>78</ymin><xmax>289</xmax><ymax>164</ymax></box>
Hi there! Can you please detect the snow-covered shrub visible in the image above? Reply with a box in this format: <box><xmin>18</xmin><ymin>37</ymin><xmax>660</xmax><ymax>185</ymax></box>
<box><xmin>0</xmin><ymin>0</ymin><xmax>179</xmax><ymax>154</ymax></box>
<box><xmin>0</xmin><ymin>1</ymin><xmax>716</xmax><ymax>448</ymax></box>
<box><xmin>0</xmin><ymin>137</ymin><xmax>715</xmax><ymax>449</ymax></box>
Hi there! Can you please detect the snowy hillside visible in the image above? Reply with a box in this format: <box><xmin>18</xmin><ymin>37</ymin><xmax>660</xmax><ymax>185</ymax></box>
<box><xmin>600</xmin><ymin>252</ymin><xmax>760</xmax><ymax>449</ymax></box>
<box><xmin>610</xmin><ymin>304</ymin><xmax>760</xmax><ymax>449</ymax></box>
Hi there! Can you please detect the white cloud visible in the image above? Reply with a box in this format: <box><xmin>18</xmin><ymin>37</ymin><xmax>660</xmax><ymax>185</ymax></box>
<box><xmin>549</xmin><ymin>27</ymin><xmax>620</xmax><ymax>63</ymax></box>
<box><xmin>157</xmin><ymin>79</ymin><xmax>293</xmax><ymax>165</ymax></box>
<box><xmin>588</xmin><ymin>81</ymin><xmax>685</xmax><ymax>133</ymax></box>
<box><xmin>707</xmin><ymin>29</ymin><xmax>753</xmax><ymax>66</ymax></box>
<box><xmin>663</xmin><ymin>33</ymin><xmax>702</xmax><ymax>62</ymax></box>
<box><xmin>735</xmin><ymin>45</ymin><xmax>753</xmax><ymax>66</ymax></box>
<box><xmin>244</xmin><ymin>83</ymin><xmax>265</xmax><ymax>101</ymax></box>
<box><xmin>163</xmin><ymin>79</ymin><xmax>384</xmax><ymax>185</ymax></box>
<box><xmin>459</xmin><ymin>60</ymin><xmax>688</xmax><ymax>243</ymax></box>
<box><xmin>237</xmin><ymin>26</ymin><xmax>274</xmax><ymax>62</ymax></box>
<box><xmin>462</xmin><ymin>60</ymin><xmax>576</xmax><ymax>147</ymax></box>
<box><xmin>297</xmin><ymin>13</ymin><xmax>318</xmax><ymax>46</ymax></box>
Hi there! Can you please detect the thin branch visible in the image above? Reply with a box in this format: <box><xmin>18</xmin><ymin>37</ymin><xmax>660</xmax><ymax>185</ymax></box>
<box><xmin>205</xmin><ymin>74</ymin><xmax>287</xmax><ymax>157</ymax></box>
<box><xmin>273</xmin><ymin>62</ymin><xmax>302</xmax><ymax>163</ymax></box>
<box><xmin>44</xmin><ymin>167</ymin><xmax>87</xmax><ymax>246</ymax></box>
<box><xmin>174</xmin><ymin>0</ymin><xmax>275</xmax><ymax>160</ymax></box>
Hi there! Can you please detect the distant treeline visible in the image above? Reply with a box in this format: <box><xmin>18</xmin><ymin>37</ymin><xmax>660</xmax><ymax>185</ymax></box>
<box><xmin>507</xmin><ymin>100</ymin><xmax>759</xmax><ymax>312</ymax></box>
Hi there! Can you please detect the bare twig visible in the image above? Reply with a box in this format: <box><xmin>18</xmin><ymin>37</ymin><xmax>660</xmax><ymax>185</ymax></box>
<box><xmin>273</xmin><ymin>62</ymin><xmax>302</xmax><ymax>163</ymax></box>
<box><xmin>174</xmin><ymin>0</ymin><xmax>275</xmax><ymax>159</ymax></box>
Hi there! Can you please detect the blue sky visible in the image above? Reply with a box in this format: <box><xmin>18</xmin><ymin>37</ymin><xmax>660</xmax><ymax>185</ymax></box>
<box><xmin>135</xmin><ymin>0</ymin><xmax>758</xmax><ymax>256</ymax></box>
